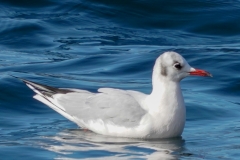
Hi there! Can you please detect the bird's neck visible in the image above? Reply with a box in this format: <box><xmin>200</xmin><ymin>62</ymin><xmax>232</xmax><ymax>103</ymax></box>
<box><xmin>146</xmin><ymin>75</ymin><xmax>184</xmax><ymax>113</ymax></box>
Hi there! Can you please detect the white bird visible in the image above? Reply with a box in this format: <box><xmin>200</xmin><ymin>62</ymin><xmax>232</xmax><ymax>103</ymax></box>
<box><xmin>16</xmin><ymin>51</ymin><xmax>212</xmax><ymax>139</ymax></box>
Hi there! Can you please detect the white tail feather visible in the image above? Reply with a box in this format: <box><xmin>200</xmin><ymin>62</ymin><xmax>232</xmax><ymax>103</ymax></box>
<box><xmin>26</xmin><ymin>84</ymin><xmax>44</xmax><ymax>96</ymax></box>
<box><xmin>33</xmin><ymin>95</ymin><xmax>77</xmax><ymax>123</ymax></box>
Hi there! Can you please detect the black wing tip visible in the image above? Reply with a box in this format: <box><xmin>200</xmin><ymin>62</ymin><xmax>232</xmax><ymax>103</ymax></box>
<box><xmin>10</xmin><ymin>75</ymin><xmax>31</xmax><ymax>85</ymax></box>
<box><xmin>9</xmin><ymin>75</ymin><xmax>19</xmax><ymax>79</ymax></box>
<box><xmin>10</xmin><ymin>75</ymin><xmax>74</xmax><ymax>95</ymax></box>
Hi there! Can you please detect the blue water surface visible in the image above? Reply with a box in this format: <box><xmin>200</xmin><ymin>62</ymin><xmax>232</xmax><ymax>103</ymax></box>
<box><xmin>0</xmin><ymin>0</ymin><xmax>240</xmax><ymax>159</ymax></box>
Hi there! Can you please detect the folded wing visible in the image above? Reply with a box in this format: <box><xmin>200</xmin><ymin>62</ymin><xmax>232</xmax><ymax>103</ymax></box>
<box><xmin>20</xmin><ymin>78</ymin><xmax>147</xmax><ymax>129</ymax></box>
<box><xmin>57</xmin><ymin>88</ymin><xmax>147</xmax><ymax>128</ymax></box>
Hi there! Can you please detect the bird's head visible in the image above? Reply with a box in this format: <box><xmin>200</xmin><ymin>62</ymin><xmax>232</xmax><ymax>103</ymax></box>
<box><xmin>154</xmin><ymin>51</ymin><xmax>212</xmax><ymax>82</ymax></box>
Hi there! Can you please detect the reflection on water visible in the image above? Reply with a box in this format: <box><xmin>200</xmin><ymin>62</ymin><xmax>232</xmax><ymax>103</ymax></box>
<box><xmin>39</xmin><ymin>129</ymin><xmax>186</xmax><ymax>159</ymax></box>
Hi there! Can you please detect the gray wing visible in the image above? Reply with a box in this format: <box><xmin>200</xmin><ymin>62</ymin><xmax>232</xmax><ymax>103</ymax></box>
<box><xmin>17</xmin><ymin>77</ymin><xmax>148</xmax><ymax>128</ymax></box>
<box><xmin>56</xmin><ymin>88</ymin><xmax>147</xmax><ymax>128</ymax></box>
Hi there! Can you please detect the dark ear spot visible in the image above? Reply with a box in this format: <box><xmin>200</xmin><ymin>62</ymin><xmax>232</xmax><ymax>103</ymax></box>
<box><xmin>161</xmin><ymin>63</ymin><xmax>167</xmax><ymax>76</ymax></box>
<box><xmin>173</xmin><ymin>61</ymin><xmax>179</xmax><ymax>64</ymax></box>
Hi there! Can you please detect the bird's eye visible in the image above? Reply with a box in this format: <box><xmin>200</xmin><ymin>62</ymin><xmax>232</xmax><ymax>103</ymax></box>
<box><xmin>174</xmin><ymin>63</ymin><xmax>182</xmax><ymax>70</ymax></box>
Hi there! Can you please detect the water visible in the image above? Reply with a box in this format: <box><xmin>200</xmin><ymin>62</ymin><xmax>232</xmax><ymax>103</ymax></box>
<box><xmin>0</xmin><ymin>0</ymin><xmax>240</xmax><ymax>159</ymax></box>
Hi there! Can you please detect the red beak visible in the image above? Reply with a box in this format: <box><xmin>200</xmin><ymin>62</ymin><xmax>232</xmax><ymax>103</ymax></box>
<box><xmin>189</xmin><ymin>69</ymin><xmax>212</xmax><ymax>77</ymax></box>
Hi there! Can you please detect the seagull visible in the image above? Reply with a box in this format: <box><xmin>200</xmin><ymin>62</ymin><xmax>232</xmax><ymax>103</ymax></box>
<box><xmin>15</xmin><ymin>51</ymin><xmax>212</xmax><ymax>139</ymax></box>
